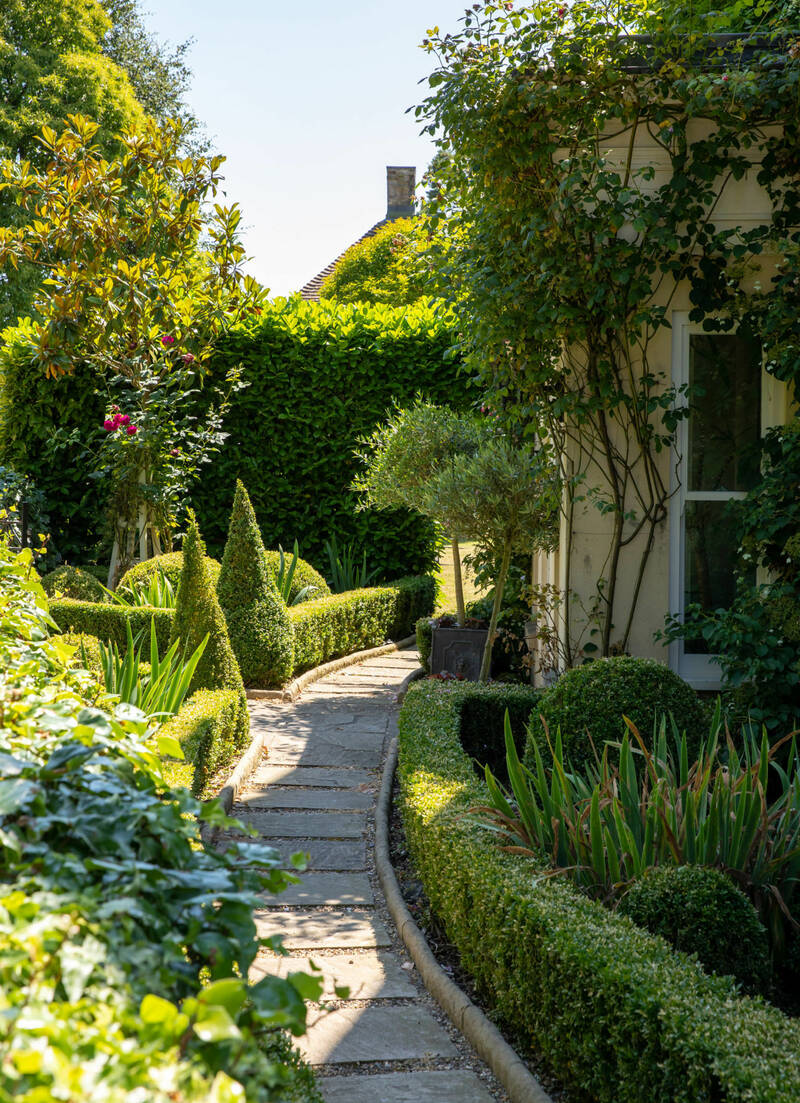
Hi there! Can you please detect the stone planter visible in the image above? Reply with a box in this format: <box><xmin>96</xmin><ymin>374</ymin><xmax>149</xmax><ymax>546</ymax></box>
<box><xmin>430</xmin><ymin>625</ymin><xmax>489</xmax><ymax>682</ymax></box>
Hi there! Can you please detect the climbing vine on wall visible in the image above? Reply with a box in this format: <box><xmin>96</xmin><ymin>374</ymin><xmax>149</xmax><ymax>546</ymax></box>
<box><xmin>417</xmin><ymin>0</ymin><xmax>800</xmax><ymax>661</ymax></box>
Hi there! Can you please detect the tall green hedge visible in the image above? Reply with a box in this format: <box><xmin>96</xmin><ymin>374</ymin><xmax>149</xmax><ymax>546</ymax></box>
<box><xmin>191</xmin><ymin>299</ymin><xmax>470</xmax><ymax>577</ymax></box>
<box><xmin>0</xmin><ymin>319</ymin><xmax>106</xmax><ymax>561</ymax></box>
<box><xmin>397</xmin><ymin>680</ymin><xmax>800</xmax><ymax>1103</ymax></box>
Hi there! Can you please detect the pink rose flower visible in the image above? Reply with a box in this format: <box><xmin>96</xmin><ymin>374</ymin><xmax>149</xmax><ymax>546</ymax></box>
<box><xmin>119</xmin><ymin>414</ymin><xmax>131</xmax><ymax>425</ymax></box>
<box><xmin>170</xmin><ymin>447</ymin><xmax>180</xmax><ymax>456</ymax></box>
<box><xmin>181</xmin><ymin>352</ymin><xmax>195</xmax><ymax>365</ymax></box>
<box><xmin>103</xmin><ymin>419</ymin><xmax>115</xmax><ymax>432</ymax></box>
<box><xmin>161</xmin><ymin>334</ymin><xmax>176</xmax><ymax>347</ymax></box>
<box><xmin>126</xmin><ymin>425</ymin><xmax>138</xmax><ymax>436</ymax></box>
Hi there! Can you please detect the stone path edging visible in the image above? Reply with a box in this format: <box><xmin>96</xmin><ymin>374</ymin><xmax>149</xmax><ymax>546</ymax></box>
<box><xmin>246</xmin><ymin>635</ymin><xmax>416</xmax><ymax>705</ymax></box>
<box><xmin>215</xmin><ymin>636</ymin><xmax>415</xmax><ymax>814</ymax></box>
<box><xmin>376</xmin><ymin>720</ymin><xmax>554</xmax><ymax>1103</ymax></box>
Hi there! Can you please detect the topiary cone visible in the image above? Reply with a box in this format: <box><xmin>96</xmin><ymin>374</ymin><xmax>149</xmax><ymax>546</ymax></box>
<box><xmin>217</xmin><ymin>480</ymin><xmax>294</xmax><ymax>687</ymax></box>
<box><xmin>171</xmin><ymin>511</ymin><xmax>245</xmax><ymax>699</ymax></box>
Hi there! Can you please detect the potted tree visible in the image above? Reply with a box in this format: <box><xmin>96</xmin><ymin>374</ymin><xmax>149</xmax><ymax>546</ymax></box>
<box><xmin>352</xmin><ymin>399</ymin><xmax>487</xmax><ymax>626</ymax></box>
<box><xmin>422</xmin><ymin>437</ymin><xmax>560</xmax><ymax>681</ymax></box>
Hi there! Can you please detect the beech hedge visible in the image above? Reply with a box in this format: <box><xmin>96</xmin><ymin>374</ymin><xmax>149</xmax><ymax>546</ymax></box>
<box><xmin>397</xmin><ymin>680</ymin><xmax>800</xmax><ymax>1103</ymax></box>
<box><xmin>289</xmin><ymin>576</ymin><xmax>435</xmax><ymax>675</ymax></box>
<box><xmin>190</xmin><ymin>299</ymin><xmax>471</xmax><ymax>577</ymax></box>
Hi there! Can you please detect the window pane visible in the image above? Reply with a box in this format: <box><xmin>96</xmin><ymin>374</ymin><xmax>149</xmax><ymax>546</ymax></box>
<box><xmin>683</xmin><ymin>500</ymin><xmax>754</xmax><ymax>654</ymax></box>
<box><xmin>688</xmin><ymin>334</ymin><xmax>762</xmax><ymax>492</ymax></box>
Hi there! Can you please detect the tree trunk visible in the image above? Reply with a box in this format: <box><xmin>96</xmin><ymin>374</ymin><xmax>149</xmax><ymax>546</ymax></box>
<box><xmin>452</xmin><ymin>537</ymin><xmax>466</xmax><ymax>627</ymax></box>
<box><xmin>479</xmin><ymin>540</ymin><xmax>511</xmax><ymax>683</ymax></box>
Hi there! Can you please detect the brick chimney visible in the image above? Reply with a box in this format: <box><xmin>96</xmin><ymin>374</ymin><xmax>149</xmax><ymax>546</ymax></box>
<box><xmin>386</xmin><ymin>166</ymin><xmax>416</xmax><ymax>220</ymax></box>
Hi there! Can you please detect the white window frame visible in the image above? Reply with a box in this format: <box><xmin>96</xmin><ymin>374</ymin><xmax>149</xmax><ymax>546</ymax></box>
<box><xmin>669</xmin><ymin>313</ymin><xmax>777</xmax><ymax>690</ymax></box>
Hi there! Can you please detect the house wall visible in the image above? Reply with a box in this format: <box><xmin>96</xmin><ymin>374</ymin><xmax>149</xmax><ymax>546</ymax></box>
<box><xmin>532</xmin><ymin>120</ymin><xmax>793</xmax><ymax>685</ymax></box>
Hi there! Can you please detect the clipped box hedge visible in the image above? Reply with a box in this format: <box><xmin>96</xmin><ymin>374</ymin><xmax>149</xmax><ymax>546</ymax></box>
<box><xmin>397</xmin><ymin>680</ymin><xmax>800</xmax><ymax>1103</ymax></box>
<box><xmin>289</xmin><ymin>576</ymin><xmax>435</xmax><ymax>676</ymax></box>
<box><xmin>49</xmin><ymin>598</ymin><xmax>174</xmax><ymax>656</ymax></box>
<box><xmin>159</xmin><ymin>687</ymin><xmax>250</xmax><ymax>796</ymax></box>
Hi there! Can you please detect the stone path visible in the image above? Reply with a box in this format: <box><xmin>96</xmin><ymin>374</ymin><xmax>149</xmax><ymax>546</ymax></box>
<box><xmin>223</xmin><ymin>648</ymin><xmax>506</xmax><ymax>1103</ymax></box>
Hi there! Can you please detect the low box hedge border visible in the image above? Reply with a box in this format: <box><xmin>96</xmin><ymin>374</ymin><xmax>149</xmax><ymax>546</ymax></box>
<box><xmin>397</xmin><ymin>680</ymin><xmax>800</xmax><ymax>1103</ymax></box>
<box><xmin>289</xmin><ymin>576</ymin><xmax>435</xmax><ymax>677</ymax></box>
<box><xmin>49</xmin><ymin>599</ymin><xmax>174</xmax><ymax>656</ymax></box>
<box><xmin>159</xmin><ymin>687</ymin><xmax>250</xmax><ymax>797</ymax></box>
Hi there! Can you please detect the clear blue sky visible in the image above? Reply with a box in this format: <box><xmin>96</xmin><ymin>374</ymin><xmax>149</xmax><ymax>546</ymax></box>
<box><xmin>140</xmin><ymin>0</ymin><xmax>472</xmax><ymax>297</ymax></box>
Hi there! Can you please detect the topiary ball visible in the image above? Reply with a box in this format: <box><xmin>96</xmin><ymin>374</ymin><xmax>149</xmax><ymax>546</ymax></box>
<box><xmin>41</xmin><ymin>565</ymin><xmax>107</xmax><ymax>603</ymax></box>
<box><xmin>119</xmin><ymin>551</ymin><xmax>221</xmax><ymax>594</ymax></box>
<box><xmin>525</xmin><ymin>656</ymin><xmax>705</xmax><ymax>773</ymax></box>
<box><xmin>618</xmin><ymin>865</ymin><xmax>770</xmax><ymax>995</ymax></box>
<box><xmin>263</xmin><ymin>550</ymin><xmax>330</xmax><ymax>604</ymax></box>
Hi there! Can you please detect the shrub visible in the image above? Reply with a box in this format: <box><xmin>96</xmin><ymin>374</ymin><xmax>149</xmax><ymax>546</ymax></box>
<box><xmin>171</xmin><ymin>512</ymin><xmax>245</xmax><ymax>699</ymax></box>
<box><xmin>48</xmin><ymin>599</ymin><xmax>173</xmax><ymax>656</ymax></box>
<box><xmin>190</xmin><ymin>298</ymin><xmax>472</xmax><ymax>578</ymax></box>
<box><xmin>41</xmin><ymin>563</ymin><xmax>107</xmax><ymax>602</ymax></box>
<box><xmin>0</xmin><ymin>537</ymin><xmax>322</xmax><ymax>1102</ymax></box>
<box><xmin>159</xmin><ymin>687</ymin><xmax>250</xmax><ymax>796</ymax></box>
<box><xmin>618</xmin><ymin>866</ymin><xmax>770</xmax><ymax>995</ymax></box>
<box><xmin>289</xmin><ymin>577</ymin><xmax>435</xmax><ymax>678</ymax></box>
<box><xmin>397</xmin><ymin>680</ymin><xmax>800</xmax><ymax>1103</ymax></box>
<box><xmin>119</xmin><ymin>550</ymin><xmax>222</xmax><ymax>592</ymax></box>
<box><xmin>526</xmin><ymin>656</ymin><xmax>705</xmax><ymax>773</ymax></box>
<box><xmin>458</xmin><ymin>681</ymin><xmax>540</xmax><ymax>779</ymax></box>
<box><xmin>217</xmin><ymin>481</ymin><xmax>294</xmax><ymax>687</ymax></box>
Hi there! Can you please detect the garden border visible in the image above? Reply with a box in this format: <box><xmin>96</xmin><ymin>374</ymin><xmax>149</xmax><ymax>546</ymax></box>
<box><xmin>216</xmin><ymin>635</ymin><xmax>415</xmax><ymax>813</ymax></box>
<box><xmin>376</xmin><ymin>670</ymin><xmax>554</xmax><ymax>1103</ymax></box>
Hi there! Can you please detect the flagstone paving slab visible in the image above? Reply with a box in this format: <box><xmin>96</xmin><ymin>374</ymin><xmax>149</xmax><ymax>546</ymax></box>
<box><xmin>235</xmin><ymin>788</ymin><xmax>373</xmax><ymax>811</ymax></box>
<box><xmin>250</xmin><ymin>950</ymin><xmax>416</xmax><ymax>1000</ymax></box>
<box><xmin>249</xmin><ymin>765</ymin><xmax>376</xmax><ymax>788</ymax></box>
<box><xmin>298</xmin><ymin>1005</ymin><xmax>458</xmax><ymax>1064</ymax></box>
<box><xmin>254</xmin><ymin>909</ymin><xmax>391</xmax><ymax>949</ymax></box>
<box><xmin>263</xmin><ymin>738</ymin><xmax>383</xmax><ymax>768</ymax></box>
<box><xmin>319</xmin><ymin>1071</ymin><xmax>497</xmax><ymax>1102</ymax></box>
<box><xmin>263</xmin><ymin>872</ymin><xmax>373</xmax><ymax>908</ymax></box>
<box><xmin>243</xmin><ymin>811</ymin><xmax>366</xmax><ymax>838</ymax></box>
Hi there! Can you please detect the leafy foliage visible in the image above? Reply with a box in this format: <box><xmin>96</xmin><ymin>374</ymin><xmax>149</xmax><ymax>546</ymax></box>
<box><xmin>96</xmin><ymin>617</ymin><xmax>207</xmax><ymax>718</ymax></box>
<box><xmin>485</xmin><ymin>707</ymin><xmax>799</xmax><ymax>957</ymax></box>
<box><xmin>217</xmin><ymin>482</ymin><xmax>294</xmax><ymax>687</ymax></box>
<box><xmin>417</xmin><ymin>1</ymin><xmax>800</xmax><ymax>659</ymax></box>
<box><xmin>190</xmin><ymin>298</ymin><xmax>471</xmax><ymax>579</ymax></box>
<box><xmin>324</xmin><ymin>535</ymin><xmax>378</xmax><ymax>593</ymax></box>
<box><xmin>319</xmin><ymin>218</ymin><xmax>428</xmax><ymax>306</ymax></box>
<box><xmin>0</xmin><ymin>538</ymin><xmax>322</xmax><ymax>1102</ymax></box>
<box><xmin>618</xmin><ymin>865</ymin><xmax>770</xmax><ymax>995</ymax></box>
<box><xmin>0</xmin><ymin>115</ymin><xmax>263</xmax><ymax>578</ymax></box>
<box><xmin>109</xmin><ymin>567</ymin><xmax>177</xmax><ymax>608</ymax></box>
<box><xmin>120</xmin><ymin>550</ymin><xmax>222</xmax><ymax>592</ymax></box>
<box><xmin>171</xmin><ymin>512</ymin><xmax>245</xmax><ymax>699</ymax></box>
<box><xmin>397</xmin><ymin>679</ymin><xmax>800</xmax><ymax>1103</ymax></box>
<box><xmin>274</xmin><ymin>541</ymin><xmax>323</xmax><ymax>604</ymax></box>
<box><xmin>158</xmin><ymin>687</ymin><xmax>251</xmax><ymax>796</ymax></box>
<box><xmin>526</xmin><ymin>656</ymin><xmax>705</xmax><ymax>774</ymax></box>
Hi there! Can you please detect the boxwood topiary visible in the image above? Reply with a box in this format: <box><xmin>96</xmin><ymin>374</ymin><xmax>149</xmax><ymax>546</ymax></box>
<box><xmin>170</xmin><ymin>512</ymin><xmax>246</xmax><ymax>700</ymax></box>
<box><xmin>525</xmin><ymin>656</ymin><xmax>705</xmax><ymax>773</ymax></box>
<box><xmin>618</xmin><ymin>866</ymin><xmax>771</xmax><ymax>995</ymax></box>
<box><xmin>119</xmin><ymin>551</ymin><xmax>221</xmax><ymax>594</ymax></box>
<box><xmin>41</xmin><ymin>565</ymin><xmax>107</xmax><ymax>603</ymax></box>
<box><xmin>262</xmin><ymin>550</ymin><xmax>330</xmax><ymax>603</ymax></box>
<box><xmin>216</xmin><ymin>481</ymin><xmax>294</xmax><ymax>687</ymax></box>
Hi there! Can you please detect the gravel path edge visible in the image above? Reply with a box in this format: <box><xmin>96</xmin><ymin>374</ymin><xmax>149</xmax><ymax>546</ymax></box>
<box><xmin>376</xmin><ymin>677</ymin><xmax>554</xmax><ymax>1103</ymax></box>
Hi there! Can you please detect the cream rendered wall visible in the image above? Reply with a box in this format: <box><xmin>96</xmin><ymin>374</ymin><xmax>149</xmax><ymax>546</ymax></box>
<box><xmin>531</xmin><ymin>120</ymin><xmax>790</xmax><ymax>685</ymax></box>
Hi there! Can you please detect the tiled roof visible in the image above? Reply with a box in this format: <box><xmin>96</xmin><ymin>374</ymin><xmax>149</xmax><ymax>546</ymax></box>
<box><xmin>299</xmin><ymin>219</ymin><xmax>388</xmax><ymax>302</ymax></box>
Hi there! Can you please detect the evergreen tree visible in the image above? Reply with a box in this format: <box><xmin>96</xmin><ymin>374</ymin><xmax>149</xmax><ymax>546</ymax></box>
<box><xmin>217</xmin><ymin>481</ymin><xmax>294</xmax><ymax>687</ymax></box>
<box><xmin>171</xmin><ymin>511</ymin><xmax>244</xmax><ymax>697</ymax></box>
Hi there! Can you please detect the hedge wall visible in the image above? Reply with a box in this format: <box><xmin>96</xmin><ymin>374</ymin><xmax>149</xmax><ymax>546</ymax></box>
<box><xmin>159</xmin><ymin>687</ymin><xmax>250</xmax><ymax>796</ymax></box>
<box><xmin>191</xmin><ymin>299</ymin><xmax>470</xmax><ymax>577</ymax></box>
<box><xmin>289</xmin><ymin>576</ymin><xmax>435</xmax><ymax>675</ymax></box>
<box><xmin>49</xmin><ymin>599</ymin><xmax>174</xmax><ymax>656</ymax></box>
<box><xmin>397</xmin><ymin>680</ymin><xmax>800</xmax><ymax>1103</ymax></box>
